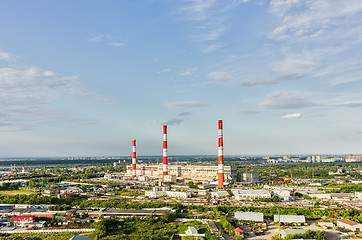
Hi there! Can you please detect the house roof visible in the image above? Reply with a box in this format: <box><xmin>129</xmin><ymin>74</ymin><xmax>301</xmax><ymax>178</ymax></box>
<box><xmin>235</xmin><ymin>227</ymin><xmax>244</xmax><ymax>233</ymax></box>
<box><xmin>13</xmin><ymin>215</ymin><xmax>34</xmax><ymax>221</ymax></box>
<box><xmin>274</xmin><ymin>214</ymin><xmax>305</xmax><ymax>223</ymax></box>
<box><xmin>338</xmin><ymin>219</ymin><xmax>360</xmax><ymax>226</ymax></box>
<box><xmin>69</xmin><ymin>236</ymin><xmax>94</xmax><ymax>240</ymax></box>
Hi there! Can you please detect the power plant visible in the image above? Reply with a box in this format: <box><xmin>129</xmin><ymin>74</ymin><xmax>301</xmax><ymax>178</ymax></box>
<box><xmin>119</xmin><ymin>120</ymin><xmax>245</xmax><ymax>186</ymax></box>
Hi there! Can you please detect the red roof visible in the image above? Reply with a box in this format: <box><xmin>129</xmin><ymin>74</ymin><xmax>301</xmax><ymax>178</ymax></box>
<box><xmin>235</xmin><ymin>227</ymin><xmax>244</xmax><ymax>233</ymax></box>
<box><xmin>13</xmin><ymin>215</ymin><xmax>34</xmax><ymax>221</ymax></box>
<box><xmin>338</xmin><ymin>219</ymin><xmax>360</xmax><ymax>226</ymax></box>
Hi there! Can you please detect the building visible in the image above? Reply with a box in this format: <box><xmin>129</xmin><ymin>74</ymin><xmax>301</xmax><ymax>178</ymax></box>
<box><xmin>233</xmin><ymin>189</ymin><xmax>271</xmax><ymax>200</ymax></box>
<box><xmin>180</xmin><ymin>226</ymin><xmax>205</xmax><ymax>238</ymax></box>
<box><xmin>346</xmin><ymin>155</ymin><xmax>362</xmax><ymax>162</ymax></box>
<box><xmin>355</xmin><ymin>192</ymin><xmax>362</xmax><ymax>200</ymax></box>
<box><xmin>126</xmin><ymin>164</ymin><xmax>238</xmax><ymax>182</ymax></box>
<box><xmin>70</xmin><ymin>235</ymin><xmax>95</xmax><ymax>240</ymax></box>
<box><xmin>272</xmin><ymin>188</ymin><xmax>292</xmax><ymax>201</ymax></box>
<box><xmin>92</xmin><ymin>207</ymin><xmax>175</xmax><ymax>218</ymax></box>
<box><xmin>186</xmin><ymin>226</ymin><xmax>198</xmax><ymax>235</ymax></box>
<box><xmin>234</xmin><ymin>227</ymin><xmax>244</xmax><ymax>237</ymax></box>
<box><xmin>274</xmin><ymin>215</ymin><xmax>305</xmax><ymax>224</ymax></box>
<box><xmin>318</xmin><ymin>221</ymin><xmax>334</xmax><ymax>228</ymax></box>
<box><xmin>239</xmin><ymin>173</ymin><xmax>260</xmax><ymax>184</ymax></box>
<box><xmin>13</xmin><ymin>215</ymin><xmax>35</xmax><ymax>227</ymax></box>
<box><xmin>211</xmin><ymin>191</ymin><xmax>229</xmax><ymax>199</ymax></box>
<box><xmin>337</xmin><ymin>219</ymin><xmax>362</xmax><ymax>232</ymax></box>
<box><xmin>235</xmin><ymin>212</ymin><xmax>263</xmax><ymax>222</ymax></box>
<box><xmin>145</xmin><ymin>187</ymin><xmax>191</xmax><ymax>198</ymax></box>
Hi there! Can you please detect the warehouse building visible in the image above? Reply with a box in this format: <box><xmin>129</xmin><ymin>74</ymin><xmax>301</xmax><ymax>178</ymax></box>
<box><xmin>337</xmin><ymin>219</ymin><xmax>362</xmax><ymax>232</ymax></box>
<box><xmin>233</xmin><ymin>189</ymin><xmax>271</xmax><ymax>200</ymax></box>
<box><xmin>274</xmin><ymin>215</ymin><xmax>306</xmax><ymax>224</ymax></box>
<box><xmin>234</xmin><ymin>212</ymin><xmax>264</xmax><ymax>222</ymax></box>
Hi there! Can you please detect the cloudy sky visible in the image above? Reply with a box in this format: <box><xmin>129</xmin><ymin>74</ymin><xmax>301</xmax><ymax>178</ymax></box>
<box><xmin>0</xmin><ymin>0</ymin><xmax>362</xmax><ymax>157</ymax></box>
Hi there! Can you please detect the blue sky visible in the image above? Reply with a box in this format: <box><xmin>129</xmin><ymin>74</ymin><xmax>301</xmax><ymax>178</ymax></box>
<box><xmin>1</xmin><ymin>0</ymin><xmax>362</xmax><ymax>157</ymax></box>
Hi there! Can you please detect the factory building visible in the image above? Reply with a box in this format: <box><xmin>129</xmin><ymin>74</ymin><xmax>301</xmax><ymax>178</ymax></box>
<box><xmin>274</xmin><ymin>215</ymin><xmax>306</xmax><ymax>224</ymax></box>
<box><xmin>233</xmin><ymin>189</ymin><xmax>271</xmax><ymax>200</ymax></box>
<box><xmin>126</xmin><ymin>164</ymin><xmax>238</xmax><ymax>182</ymax></box>
<box><xmin>337</xmin><ymin>219</ymin><xmax>362</xmax><ymax>232</ymax></box>
<box><xmin>235</xmin><ymin>212</ymin><xmax>264</xmax><ymax>222</ymax></box>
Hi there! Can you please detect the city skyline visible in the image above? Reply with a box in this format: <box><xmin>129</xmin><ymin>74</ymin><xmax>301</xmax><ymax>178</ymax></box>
<box><xmin>1</xmin><ymin>0</ymin><xmax>362</xmax><ymax>157</ymax></box>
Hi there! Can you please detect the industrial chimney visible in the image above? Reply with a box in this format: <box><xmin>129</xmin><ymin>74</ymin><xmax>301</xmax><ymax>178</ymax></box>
<box><xmin>218</xmin><ymin>120</ymin><xmax>224</xmax><ymax>188</ymax></box>
<box><xmin>162</xmin><ymin>125</ymin><xmax>168</xmax><ymax>182</ymax></box>
<box><xmin>132</xmin><ymin>139</ymin><xmax>136</xmax><ymax>179</ymax></box>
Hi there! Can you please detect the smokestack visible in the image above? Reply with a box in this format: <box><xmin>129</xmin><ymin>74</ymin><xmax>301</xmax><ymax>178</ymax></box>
<box><xmin>218</xmin><ymin>120</ymin><xmax>224</xmax><ymax>188</ymax></box>
<box><xmin>162</xmin><ymin>125</ymin><xmax>168</xmax><ymax>182</ymax></box>
<box><xmin>132</xmin><ymin>139</ymin><xmax>136</xmax><ymax>179</ymax></box>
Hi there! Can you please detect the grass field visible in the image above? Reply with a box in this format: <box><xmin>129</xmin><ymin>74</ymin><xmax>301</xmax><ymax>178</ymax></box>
<box><xmin>0</xmin><ymin>189</ymin><xmax>35</xmax><ymax>195</ymax></box>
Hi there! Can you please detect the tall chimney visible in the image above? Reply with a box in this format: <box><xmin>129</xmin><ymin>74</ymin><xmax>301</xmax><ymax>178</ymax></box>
<box><xmin>162</xmin><ymin>125</ymin><xmax>168</xmax><ymax>182</ymax></box>
<box><xmin>218</xmin><ymin>120</ymin><xmax>224</xmax><ymax>188</ymax></box>
<box><xmin>132</xmin><ymin>139</ymin><xmax>136</xmax><ymax>179</ymax></box>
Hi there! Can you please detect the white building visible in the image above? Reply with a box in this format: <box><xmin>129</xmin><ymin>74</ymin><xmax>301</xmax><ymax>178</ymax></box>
<box><xmin>337</xmin><ymin>219</ymin><xmax>362</xmax><ymax>232</ymax></box>
<box><xmin>186</xmin><ymin>226</ymin><xmax>198</xmax><ymax>235</ymax></box>
<box><xmin>355</xmin><ymin>192</ymin><xmax>362</xmax><ymax>200</ymax></box>
<box><xmin>239</xmin><ymin>173</ymin><xmax>260</xmax><ymax>184</ymax></box>
<box><xmin>273</xmin><ymin>188</ymin><xmax>291</xmax><ymax>201</ymax></box>
<box><xmin>145</xmin><ymin>187</ymin><xmax>191</xmax><ymax>198</ymax></box>
<box><xmin>309</xmin><ymin>193</ymin><xmax>331</xmax><ymax>200</ymax></box>
<box><xmin>274</xmin><ymin>215</ymin><xmax>305</xmax><ymax>224</ymax></box>
<box><xmin>234</xmin><ymin>189</ymin><xmax>271</xmax><ymax>200</ymax></box>
<box><xmin>234</xmin><ymin>212</ymin><xmax>263</xmax><ymax>222</ymax></box>
<box><xmin>211</xmin><ymin>191</ymin><xmax>229</xmax><ymax>199</ymax></box>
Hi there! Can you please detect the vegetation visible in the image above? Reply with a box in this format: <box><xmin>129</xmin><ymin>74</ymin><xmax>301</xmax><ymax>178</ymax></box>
<box><xmin>253</xmin><ymin>195</ymin><xmax>281</xmax><ymax>202</ymax></box>
<box><xmin>0</xmin><ymin>232</ymin><xmax>85</xmax><ymax>240</ymax></box>
<box><xmin>90</xmin><ymin>213</ymin><xmax>216</xmax><ymax>240</ymax></box>
<box><xmin>0</xmin><ymin>189</ymin><xmax>35</xmax><ymax>195</ymax></box>
<box><xmin>272</xmin><ymin>229</ymin><xmax>326</xmax><ymax>240</ymax></box>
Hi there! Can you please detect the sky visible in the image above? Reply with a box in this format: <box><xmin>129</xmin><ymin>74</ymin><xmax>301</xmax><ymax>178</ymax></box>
<box><xmin>0</xmin><ymin>0</ymin><xmax>362</xmax><ymax>157</ymax></box>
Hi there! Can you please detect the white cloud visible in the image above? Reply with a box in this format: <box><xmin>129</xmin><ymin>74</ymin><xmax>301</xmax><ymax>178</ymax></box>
<box><xmin>0</xmin><ymin>67</ymin><xmax>83</xmax><ymax>130</ymax></box>
<box><xmin>269</xmin><ymin>0</ymin><xmax>362</xmax><ymax>41</ymax></box>
<box><xmin>163</xmin><ymin>101</ymin><xmax>209</xmax><ymax>109</ymax></box>
<box><xmin>281</xmin><ymin>113</ymin><xmax>302</xmax><ymax>119</ymax></box>
<box><xmin>161</xmin><ymin>118</ymin><xmax>184</xmax><ymax>125</ymax></box>
<box><xmin>335</xmin><ymin>101</ymin><xmax>362</xmax><ymax>108</ymax></box>
<box><xmin>179</xmin><ymin>112</ymin><xmax>191</xmax><ymax>116</ymax></box>
<box><xmin>0</xmin><ymin>49</ymin><xmax>16</xmax><ymax>62</ymax></box>
<box><xmin>88</xmin><ymin>34</ymin><xmax>112</xmax><ymax>43</ymax></box>
<box><xmin>88</xmin><ymin>34</ymin><xmax>124</xmax><ymax>48</ymax></box>
<box><xmin>207</xmin><ymin>71</ymin><xmax>233</xmax><ymax>83</ymax></box>
<box><xmin>241</xmin><ymin>74</ymin><xmax>301</xmax><ymax>86</ymax></box>
<box><xmin>259</xmin><ymin>91</ymin><xmax>318</xmax><ymax>109</ymax></box>
<box><xmin>110</xmin><ymin>42</ymin><xmax>124</xmax><ymax>47</ymax></box>
<box><xmin>271</xmin><ymin>59</ymin><xmax>315</xmax><ymax>73</ymax></box>
<box><xmin>232</xmin><ymin>109</ymin><xmax>260</xmax><ymax>116</ymax></box>
<box><xmin>180</xmin><ymin>68</ymin><xmax>197</xmax><ymax>76</ymax></box>
<box><xmin>174</xmin><ymin>0</ymin><xmax>248</xmax><ymax>52</ymax></box>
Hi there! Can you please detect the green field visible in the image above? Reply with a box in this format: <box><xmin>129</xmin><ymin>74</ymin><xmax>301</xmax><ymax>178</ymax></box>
<box><xmin>0</xmin><ymin>232</ymin><xmax>91</xmax><ymax>240</ymax></box>
<box><xmin>0</xmin><ymin>190</ymin><xmax>35</xmax><ymax>195</ymax></box>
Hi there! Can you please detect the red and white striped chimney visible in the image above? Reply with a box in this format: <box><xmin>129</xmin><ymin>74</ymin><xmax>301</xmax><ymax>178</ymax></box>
<box><xmin>132</xmin><ymin>139</ymin><xmax>136</xmax><ymax>179</ymax></box>
<box><xmin>162</xmin><ymin>125</ymin><xmax>168</xmax><ymax>182</ymax></box>
<box><xmin>218</xmin><ymin>120</ymin><xmax>224</xmax><ymax>188</ymax></box>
